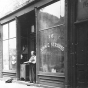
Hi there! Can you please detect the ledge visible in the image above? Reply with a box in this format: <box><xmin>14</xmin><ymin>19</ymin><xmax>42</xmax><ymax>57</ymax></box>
<box><xmin>74</xmin><ymin>19</ymin><xmax>88</xmax><ymax>24</ymax></box>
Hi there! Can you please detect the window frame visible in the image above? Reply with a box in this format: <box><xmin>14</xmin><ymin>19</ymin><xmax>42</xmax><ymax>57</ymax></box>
<box><xmin>3</xmin><ymin>20</ymin><xmax>17</xmax><ymax>72</ymax></box>
<box><xmin>37</xmin><ymin>0</ymin><xmax>66</xmax><ymax>76</ymax></box>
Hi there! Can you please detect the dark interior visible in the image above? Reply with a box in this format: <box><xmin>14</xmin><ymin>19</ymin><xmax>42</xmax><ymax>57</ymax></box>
<box><xmin>19</xmin><ymin>10</ymin><xmax>36</xmax><ymax>64</ymax></box>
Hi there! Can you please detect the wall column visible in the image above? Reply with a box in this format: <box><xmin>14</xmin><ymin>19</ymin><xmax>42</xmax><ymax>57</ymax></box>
<box><xmin>16</xmin><ymin>17</ymin><xmax>21</xmax><ymax>80</ymax></box>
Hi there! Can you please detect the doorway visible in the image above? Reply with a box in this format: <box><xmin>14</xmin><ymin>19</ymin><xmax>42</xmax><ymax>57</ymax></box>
<box><xmin>18</xmin><ymin>10</ymin><xmax>36</xmax><ymax>82</ymax></box>
<box><xmin>75</xmin><ymin>22</ymin><xmax>88</xmax><ymax>88</ymax></box>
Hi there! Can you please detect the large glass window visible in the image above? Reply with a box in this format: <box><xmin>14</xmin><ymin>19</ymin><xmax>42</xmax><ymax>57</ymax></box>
<box><xmin>3</xmin><ymin>20</ymin><xmax>17</xmax><ymax>71</ymax></box>
<box><xmin>3</xmin><ymin>40</ymin><xmax>9</xmax><ymax>70</ymax></box>
<box><xmin>39</xmin><ymin>0</ymin><xmax>65</xmax><ymax>73</ymax></box>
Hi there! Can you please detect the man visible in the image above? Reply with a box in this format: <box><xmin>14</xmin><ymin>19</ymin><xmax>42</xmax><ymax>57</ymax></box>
<box><xmin>29</xmin><ymin>51</ymin><xmax>36</xmax><ymax>83</ymax></box>
<box><xmin>24</xmin><ymin>51</ymin><xmax>36</xmax><ymax>83</ymax></box>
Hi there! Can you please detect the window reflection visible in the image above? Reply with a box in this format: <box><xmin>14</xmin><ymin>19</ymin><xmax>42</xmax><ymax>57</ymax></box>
<box><xmin>9</xmin><ymin>38</ymin><xmax>16</xmax><ymax>70</ymax></box>
<box><xmin>3</xmin><ymin>40</ymin><xmax>9</xmax><ymax>70</ymax></box>
<box><xmin>9</xmin><ymin>20</ymin><xmax>16</xmax><ymax>38</ymax></box>
<box><xmin>38</xmin><ymin>0</ymin><xmax>65</xmax><ymax>30</ymax></box>
<box><xmin>3</xmin><ymin>24</ymin><xmax>8</xmax><ymax>40</ymax></box>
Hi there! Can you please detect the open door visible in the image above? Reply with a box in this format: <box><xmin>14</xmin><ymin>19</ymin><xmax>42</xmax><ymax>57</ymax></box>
<box><xmin>16</xmin><ymin>10</ymin><xmax>36</xmax><ymax>81</ymax></box>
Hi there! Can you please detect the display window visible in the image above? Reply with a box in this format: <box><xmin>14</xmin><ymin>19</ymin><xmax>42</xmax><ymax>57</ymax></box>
<box><xmin>38</xmin><ymin>0</ymin><xmax>65</xmax><ymax>73</ymax></box>
<box><xmin>3</xmin><ymin>20</ymin><xmax>17</xmax><ymax>71</ymax></box>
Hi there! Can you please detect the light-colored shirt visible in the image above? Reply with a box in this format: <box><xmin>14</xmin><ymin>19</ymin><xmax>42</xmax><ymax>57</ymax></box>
<box><xmin>29</xmin><ymin>55</ymin><xmax>36</xmax><ymax>64</ymax></box>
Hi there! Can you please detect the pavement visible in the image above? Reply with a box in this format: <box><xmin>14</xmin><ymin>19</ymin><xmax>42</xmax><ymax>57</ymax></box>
<box><xmin>0</xmin><ymin>80</ymin><xmax>43</xmax><ymax>88</ymax></box>
<box><xmin>0</xmin><ymin>77</ymin><xmax>62</xmax><ymax>88</ymax></box>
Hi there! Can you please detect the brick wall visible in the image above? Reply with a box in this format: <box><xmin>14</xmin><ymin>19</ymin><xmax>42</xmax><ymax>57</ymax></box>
<box><xmin>0</xmin><ymin>0</ymin><xmax>34</xmax><ymax>19</ymax></box>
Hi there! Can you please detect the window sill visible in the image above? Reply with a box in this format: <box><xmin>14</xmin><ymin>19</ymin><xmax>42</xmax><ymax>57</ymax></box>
<box><xmin>38</xmin><ymin>71</ymin><xmax>65</xmax><ymax>77</ymax></box>
<box><xmin>2</xmin><ymin>70</ymin><xmax>16</xmax><ymax>73</ymax></box>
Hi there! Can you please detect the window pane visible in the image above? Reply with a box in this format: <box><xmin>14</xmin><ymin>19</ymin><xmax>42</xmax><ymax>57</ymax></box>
<box><xmin>40</xmin><ymin>25</ymin><xmax>65</xmax><ymax>73</ymax></box>
<box><xmin>9</xmin><ymin>38</ymin><xmax>16</xmax><ymax>70</ymax></box>
<box><xmin>39</xmin><ymin>29</ymin><xmax>51</xmax><ymax>72</ymax></box>
<box><xmin>9</xmin><ymin>20</ymin><xmax>16</xmax><ymax>38</ymax></box>
<box><xmin>38</xmin><ymin>0</ymin><xmax>65</xmax><ymax>30</ymax></box>
<box><xmin>3</xmin><ymin>24</ymin><xmax>8</xmax><ymax>40</ymax></box>
<box><xmin>3</xmin><ymin>40</ymin><xmax>9</xmax><ymax>70</ymax></box>
<box><xmin>50</xmin><ymin>26</ymin><xmax>65</xmax><ymax>73</ymax></box>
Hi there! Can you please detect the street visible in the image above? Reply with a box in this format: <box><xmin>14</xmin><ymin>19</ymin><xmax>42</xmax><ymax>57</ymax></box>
<box><xmin>0</xmin><ymin>80</ymin><xmax>43</xmax><ymax>88</ymax></box>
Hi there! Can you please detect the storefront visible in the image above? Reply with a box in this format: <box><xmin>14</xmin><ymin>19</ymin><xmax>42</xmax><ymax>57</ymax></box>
<box><xmin>0</xmin><ymin>0</ymin><xmax>67</xmax><ymax>88</ymax></box>
<box><xmin>17</xmin><ymin>1</ymin><xmax>66</xmax><ymax>87</ymax></box>
<box><xmin>1</xmin><ymin>0</ymin><xmax>88</xmax><ymax>88</ymax></box>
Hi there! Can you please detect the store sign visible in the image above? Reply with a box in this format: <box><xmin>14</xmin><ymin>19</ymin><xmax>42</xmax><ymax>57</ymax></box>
<box><xmin>77</xmin><ymin>0</ymin><xmax>88</xmax><ymax>21</ymax></box>
<box><xmin>41</xmin><ymin>43</ymin><xmax>64</xmax><ymax>52</ymax></box>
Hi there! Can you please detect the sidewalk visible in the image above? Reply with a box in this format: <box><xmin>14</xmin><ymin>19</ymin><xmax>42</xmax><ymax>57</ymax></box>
<box><xmin>0</xmin><ymin>78</ymin><xmax>43</xmax><ymax>88</ymax></box>
<box><xmin>0</xmin><ymin>77</ymin><xmax>62</xmax><ymax>88</ymax></box>
<box><xmin>0</xmin><ymin>80</ymin><xmax>44</xmax><ymax>88</ymax></box>
<box><xmin>0</xmin><ymin>81</ymin><xmax>43</xmax><ymax>88</ymax></box>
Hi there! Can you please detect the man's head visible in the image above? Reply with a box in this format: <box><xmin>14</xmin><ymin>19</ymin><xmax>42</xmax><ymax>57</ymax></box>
<box><xmin>31</xmin><ymin>51</ymin><xmax>36</xmax><ymax>56</ymax></box>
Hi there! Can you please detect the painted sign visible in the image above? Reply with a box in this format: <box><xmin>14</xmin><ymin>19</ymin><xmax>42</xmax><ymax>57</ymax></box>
<box><xmin>41</xmin><ymin>43</ymin><xmax>64</xmax><ymax>52</ymax></box>
<box><xmin>77</xmin><ymin>0</ymin><xmax>88</xmax><ymax>21</ymax></box>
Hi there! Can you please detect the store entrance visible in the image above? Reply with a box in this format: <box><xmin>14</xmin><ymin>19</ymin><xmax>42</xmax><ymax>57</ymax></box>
<box><xmin>18</xmin><ymin>10</ymin><xmax>36</xmax><ymax>82</ymax></box>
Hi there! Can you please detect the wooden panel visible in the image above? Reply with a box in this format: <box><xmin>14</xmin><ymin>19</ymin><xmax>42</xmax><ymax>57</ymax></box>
<box><xmin>75</xmin><ymin>23</ymin><xmax>88</xmax><ymax>88</ymax></box>
<box><xmin>38</xmin><ymin>75</ymin><xmax>65</xmax><ymax>88</ymax></box>
<box><xmin>2</xmin><ymin>72</ymin><xmax>16</xmax><ymax>78</ymax></box>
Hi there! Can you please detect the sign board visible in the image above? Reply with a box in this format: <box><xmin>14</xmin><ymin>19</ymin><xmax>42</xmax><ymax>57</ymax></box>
<box><xmin>77</xmin><ymin>0</ymin><xmax>88</xmax><ymax>21</ymax></box>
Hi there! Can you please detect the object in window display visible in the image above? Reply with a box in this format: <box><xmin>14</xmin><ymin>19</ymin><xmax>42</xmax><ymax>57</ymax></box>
<box><xmin>51</xmin><ymin>68</ymin><xmax>56</xmax><ymax>73</ymax></box>
<box><xmin>20</xmin><ymin>45</ymin><xmax>28</xmax><ymax>64</ymax></box>
<box><xmin>9</xmin><ymin>38</ymin><xmax>16</xmax><ymax>70</ymax></box>
<box><xmin>31</xmin><ymin>25</ymin><xmax>35</xmax><ymax>33</ymax></box>
<box><xmin>22</xmin><ymin>46</ymin><xmax>28</xmax><ymax>54</ymax></box>
<box><xmin>21</xmin><ymin>54</ymin><xmax>23</xmax><ymax>59</ymax></box>
<box><xmin>3</xmin><ymin>40</ymin><xmax>9</xmax><ymax>70</ymax></box>
<box><xmin>11</xmin><ymin>56</ymin><xmax>16</xmax><ymax>65</ymax></box>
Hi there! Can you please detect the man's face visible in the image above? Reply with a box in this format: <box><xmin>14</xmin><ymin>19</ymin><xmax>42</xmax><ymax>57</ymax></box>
<box><xmin>31</xmin><ymin>51</ymin><xmax>34</xmax><ymax>55</ymax></box>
